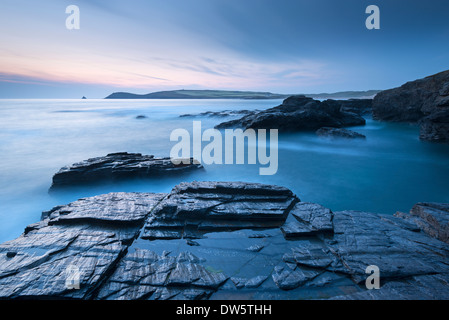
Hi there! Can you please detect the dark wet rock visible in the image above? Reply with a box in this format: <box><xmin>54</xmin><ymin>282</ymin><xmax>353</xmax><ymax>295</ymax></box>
<box><xmin>248</xmin><ymin>233</ymin><xmax>272</xmax><ymax>239</ymax></box>
<box><xmin>281</xmin><ymin>221</ymin><xmax>316</xmax><ymax>238</ymax></box>
<box><xmin>328</xmin><ymin>210</ymin><xmax>449</xmax><ymax>284</ymax></box>
<box><xmin>230</xmin><ymin>277</ymin><xmax>247</xmax><ymax>289</ymax></box>
<box><xmin>332</xmin><ymin>273</ymin><xmax>449</xmax><ymax>300</ymax></box>
<box><xmin>141</xmin><ymin>181</ymin><xmax>298</xmax><ymax>240</ymax></box>
<box><xmin>42</xmin><ymin>192</ymin><xmax>164</xmax><ymax>225</ymax></box>
<box><xmin>243</xmin><ymin>276</ymin><xmax>268</xmax><ymax>288</ymax></box>
<box><xmin>167</xmin><ymin>262</ymin><xmax>228</xmax><ymax>289</ymax></box>
<box><xmin>180</xmin><ymin>110</ymin><xmax>257</xmax><ymax>118</ymax></box>
<box><xmin>419</xmin><ymin>108</ymin><xmax>449</xmax><ymax>143</ymax></box>
<box><xmin>281</xmin><ymin>202</ymin><xmax>334</xmax><ymax>239</ymax></box>
<box><xmin>1</xmin><ymin>182</ymin><xmax>449</xmax><ymax>300</ymax></box>
<box><xmin>135</xmin><ymin>115</ymin><xmax>147</xmax><ymax>119</ymax></box>
<box><xmin>275</xmin><ymin>207</ymin><xmax>449</xmax><ymax>292</ymax></box>
<box><xmin>6</xmin><ymin>252</ymin><xmax>17</xmax><ymax>258</ymax></box>
<box><xmin>395</xmin><ymin>202</ymin><xmax>449</xmax><ymax>243</ymax></box>
<box><xmin>373</xmin><ymin>70</ymin><xmax>449</xmax><ymax>122</ymax></box>
<box><xmin>229</xmin><ymin>275</ymin><xmax>268</xmax><ymax>289</ymax></box>
<box><xmin>372</xmin><ymin>69</ymin><xmax>449</xmax><ymax>142</ymax></box>
<box><xmin>291</xmin><ymin>203</ymin><xmax>333</xmax><ymax>232</ymax></box>
<box><xmin>291</xmin><ymin>245</ymin><xmax>335</xmax><ymax>269</ymax></box>
<box><xmin>338</xmin><ymin>99</ymin><xmax>373</xmax><ymax>116</ymax></box>
<box><xmin>186</xmin><ymin>239</ymin><xmax>200</xmax><ymax>247</ymax></box>
<box><xmin>216</xmin><ymin>96</ymin><xmax>366</xmax><ymax>131</ymax></box>
<box><xmin>246</xmin><ymin>244</ymin><xmax>265</xmax><ymax>252</ymax></box>
<box><xmin>0</xmin><ymin>192</ymin><xmax>164</xmax><ymax>299</ymax></box>
<box><xmin>97</xmin><ymin>249</ymin><xmax>219</xmax><ymax>300</ymax></box>
<box><xmin>50</xmin><ymin>152</ymin><xmax>203</xmax><ymax>189</ymax></box>
<box><xmin>316</xmin><ymin>127</ymin><xmax>366</xmax><ymax>139</ymax></box>
<box><xmin>272</xmin><ymin>264</ymin><xmax>321</xmax><ymax>290</ymax></box>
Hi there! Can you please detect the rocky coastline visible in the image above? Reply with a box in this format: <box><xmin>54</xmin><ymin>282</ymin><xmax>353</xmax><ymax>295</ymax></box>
<box><xmin>373</xmin><ymin>70</ymin><xmax>449</xmax><ymax>143</ymax></box>
<box><xmin>1</xmin><ymin>70</ymin><xmax>449</xmax><ymax>300</ymax></box>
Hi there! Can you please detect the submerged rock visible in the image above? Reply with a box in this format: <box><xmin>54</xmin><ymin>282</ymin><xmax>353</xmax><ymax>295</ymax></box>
<box><xmin>395</xmin><ymin>202</ymin><xmax>449</xmax><ymax>243</ymax></box>
<box><xmin>180</xmin><ymin>110</ymin><xmax>257</xmax><ymax>118</ymax></box>
<box><xmin>316</xmin><ymin>127</ymin><xmax>366</xmax><ymax>139</ymax></box>
<box><xmin>0</xmin><ymin>181</ymin><xmax>449</xmax><ymax>300</ymax></box>
<box><xmin>216</xmin><ymin>96</ymin><xmax>367</xmax><ymax>131</ymax></box>
<box><xmin>50</xmin><ymin>152</ymin><xmax>203</xmax><ymax>189</ymax></box>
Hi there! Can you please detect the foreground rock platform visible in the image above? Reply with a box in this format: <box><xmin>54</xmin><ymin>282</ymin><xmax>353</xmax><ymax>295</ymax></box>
<box><xmin>50</xmin><ymin>152</ymin><xmax>203</xmax><ymax>189</ymax></box>
<box><xmin>1</xmin><ymin>181</ymin><xmax>449</xmax><ymax>300</ymax></box>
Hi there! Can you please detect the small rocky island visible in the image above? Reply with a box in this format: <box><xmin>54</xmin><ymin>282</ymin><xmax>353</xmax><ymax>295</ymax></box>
<box><xmin>50</xmin><ymin>152</ymin><xmax>203</xmax><ymax>189</ymax></box>
<box><xmin>1</xmin><ymin>181</ymin><xmax>448</xmax><ymax>300</ymax></box>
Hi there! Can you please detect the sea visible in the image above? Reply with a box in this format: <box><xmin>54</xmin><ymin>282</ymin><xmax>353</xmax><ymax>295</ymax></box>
<box><xmin>0</xmin><ymin>98</ymin><xmax>448</xmax><ymax>243</ymax></box>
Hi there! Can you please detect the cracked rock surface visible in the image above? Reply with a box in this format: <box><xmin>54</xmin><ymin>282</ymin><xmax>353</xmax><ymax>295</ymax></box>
<box><xmin>1</xmin><ymin>181</ymin><xmax>449</xmax><ymax>300</ymax></box>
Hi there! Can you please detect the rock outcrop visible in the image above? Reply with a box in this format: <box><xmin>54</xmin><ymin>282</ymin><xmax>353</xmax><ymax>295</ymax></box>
<box><xmin>316</xmin><ymin>127</ymin><xmax>366</xmax><ymax>139</ymax></box>
<box><xmin>395</xmin><ymin>202</ymin><xmax>449</xmax><ymax>244</ymax></box>
<box><xmin>141</xmin><ymin>181</ymin><xmax>297</xmax><ymax>240</ymax></box>
<box><xmin>215</xmin><ymin>96</ymin><xmax>367</xmax><ymax>131</ymax></box>
<box><xmin>372</xmin><ymin>70</ymin><xmax>449</xmax><ymax>142</ymax></box>
<box><xmin>50</xmin><ymin>153</ymin><xmax>203</xmax><ymax>189</ymax></box>
<box><xmin>1</xmin><ymin>181</ymin><xmax>449</xmax><ymax>300</ymax></box>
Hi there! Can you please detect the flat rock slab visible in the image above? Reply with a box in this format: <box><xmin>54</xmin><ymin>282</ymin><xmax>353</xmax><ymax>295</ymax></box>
<box><xmin>42</xmin><ymin>192</ymin><xmax>165</xmax><ymax>225</ymax></box>
<box><xmin>50</xmin><ymin>152</ymin><xmax>203</xmax><ymax>189</ymax></box>
<box><xmin>142</xmin><ymin>181</ymin><xmax>298</xmax><ymax>240</ymax></box>
<box><xmin>180</xmin><ymin>110</ymin><xmax>257</xmax><ymax>118</ymax></box>
<box><xmin>1</xmin><ymin>181</ymin><xmax>449</xmax><ymax>300</ymax></box>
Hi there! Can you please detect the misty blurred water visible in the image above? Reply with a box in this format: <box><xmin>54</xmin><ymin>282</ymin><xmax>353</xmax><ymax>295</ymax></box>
<box><xmin>0</xmin><ymin>99</ymin><xmax>448</xmax><ymax>243</ymax></box>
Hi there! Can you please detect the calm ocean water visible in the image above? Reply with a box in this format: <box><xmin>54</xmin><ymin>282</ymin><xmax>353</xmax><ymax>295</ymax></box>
<box><xmin>0</xmin><ymin>99</ymin><xmax>448</xmax><ymax>243</ymax></box>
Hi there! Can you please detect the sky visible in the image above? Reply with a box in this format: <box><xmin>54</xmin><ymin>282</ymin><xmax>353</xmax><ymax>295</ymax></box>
<box><xmin>0</xmin><ymin>0</ymin><xmax>449</xmax><ymax>98</ymax></box>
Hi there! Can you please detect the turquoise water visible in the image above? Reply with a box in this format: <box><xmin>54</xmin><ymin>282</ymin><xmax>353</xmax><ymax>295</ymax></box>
<box><xmin>0</xmin><ymin>99</ymin><xmax>448</xmax><ymax>243</ymax></box>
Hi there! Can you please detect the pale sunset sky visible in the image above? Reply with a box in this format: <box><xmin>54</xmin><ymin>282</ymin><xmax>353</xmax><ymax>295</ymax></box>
<box><xmin>0</xmin><ymin>0</ymin><xmax>449</xmax><ymax>98</ymax></box>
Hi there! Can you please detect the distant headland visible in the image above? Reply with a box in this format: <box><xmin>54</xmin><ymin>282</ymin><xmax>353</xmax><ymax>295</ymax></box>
<box><xmin>104</xmin><ymin>89</ymin><xmax>381</xmax><ymax>100</ymax></box>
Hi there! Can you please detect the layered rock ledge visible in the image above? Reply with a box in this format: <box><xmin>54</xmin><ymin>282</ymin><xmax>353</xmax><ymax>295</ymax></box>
<box><xmin>50</xmin><ymin>152</ymin><xmax>203</xmax><ymax>189</ymax></box>
<box><xmin>215</xmin><ymin>96</ymin><xmax>368</xmax><ymax>131</ymax></box>
<box><xmin>1</xmin><ymin>181</ymin><xmax>449</xmax><ymax>300</ymax></box>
